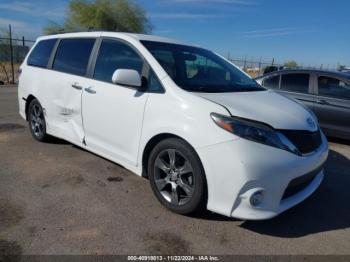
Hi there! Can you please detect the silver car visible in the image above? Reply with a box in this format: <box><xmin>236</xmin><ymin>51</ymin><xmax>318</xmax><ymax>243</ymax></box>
<box><xmin>256</xmin><ymin>69</ymin><xmax>350</xmax><ymax>139</ymax></box>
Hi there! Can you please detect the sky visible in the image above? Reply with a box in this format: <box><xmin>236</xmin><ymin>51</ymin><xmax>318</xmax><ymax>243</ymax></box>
<box><xmin>0</xmin><ymin>0</ymin><xmax>349</xmax><ymax>67</ymax></box>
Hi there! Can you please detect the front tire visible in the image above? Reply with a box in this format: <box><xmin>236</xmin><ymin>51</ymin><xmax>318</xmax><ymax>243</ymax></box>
<box><xmin>148</xmin><ymin>138</ymin><xmax>207</xmax><ymax>215</ymax></box>
<box><xmin>28</xmin><ymin>99</ymin><xmax>49</xmax><ymax>142</ymax></box>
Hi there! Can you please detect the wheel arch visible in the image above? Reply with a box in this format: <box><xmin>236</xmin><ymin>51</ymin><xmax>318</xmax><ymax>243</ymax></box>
<box><xmin>142</xmin><ymin>133</ymin><xmax>181</xmax><ymax>178</ymax></box>
<box><xmin>141</xmin><ymin>133</ymin><xmax>205</xmax><ymax>180</ymax></box>
<box><xmin>25</xmin><ymin>94</ymin><xmax>37</xmax><ymax>121</ymax></box>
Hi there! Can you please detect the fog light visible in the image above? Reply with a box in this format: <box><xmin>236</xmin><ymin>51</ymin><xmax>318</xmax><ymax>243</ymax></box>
<box><xmin>250</xmin><ymin>190</ymin><xmax>264</xmax><ymax>207</ymax></box>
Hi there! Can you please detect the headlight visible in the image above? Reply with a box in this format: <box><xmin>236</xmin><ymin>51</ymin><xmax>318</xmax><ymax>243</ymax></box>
<box><xmin>210</xmin><ymin>113</ymin><xmax>301</xmax><ymax>155</ymax></box>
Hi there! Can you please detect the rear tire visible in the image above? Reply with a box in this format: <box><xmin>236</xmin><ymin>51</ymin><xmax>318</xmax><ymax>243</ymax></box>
<box><xmin>28</xmin><ymin>99</ymin><xmax>49</xmax><ymax>142</ymax></box>
<box><xmin>148</xmin><ymin>138</ymin><xmax>207</xmax><ymax>215</ymax></box>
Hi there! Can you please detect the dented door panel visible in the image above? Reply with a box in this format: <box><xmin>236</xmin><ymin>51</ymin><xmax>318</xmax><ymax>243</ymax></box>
<box><xmin>42</xmin><ymin>69</ymin><xmax>87</xmax><ymax>145</ymax></box>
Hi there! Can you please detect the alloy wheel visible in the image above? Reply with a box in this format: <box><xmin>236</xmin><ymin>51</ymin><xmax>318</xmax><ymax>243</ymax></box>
<box><xmin>153</xmin><ymin>149</ymin><xmax>195</xmax><ymax>206</ymax></box>
<box><xmin>30</xmin><ymin>104</ymin><xmax>44</xmax><ymax>138</ymax></box>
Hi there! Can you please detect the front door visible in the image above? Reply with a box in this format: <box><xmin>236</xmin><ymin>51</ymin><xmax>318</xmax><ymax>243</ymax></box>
<box><xmin>82</xmin><ymin>38</ymin><xmax>149</xmax><ymax>166</ymax></box>
<box><xmin>313</xmin><ymin>75</ymin><xmax>350</xmax><ymax>137</ymax></box>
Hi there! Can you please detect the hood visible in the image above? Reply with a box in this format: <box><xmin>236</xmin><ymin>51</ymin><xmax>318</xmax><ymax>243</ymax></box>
<box><xmin>195</xmin><ymin>90</ymin><xmax>317</xmax><ymax>131</ymax></box>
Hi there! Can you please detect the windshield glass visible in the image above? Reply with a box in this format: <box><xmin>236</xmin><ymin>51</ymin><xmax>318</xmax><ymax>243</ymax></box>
<box><xmin>141</xmin><ymin>40</ymin><xmax>265</xmax><ymax>93</ymax></box>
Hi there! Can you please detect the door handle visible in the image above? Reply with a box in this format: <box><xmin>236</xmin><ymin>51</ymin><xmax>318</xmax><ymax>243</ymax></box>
<box><xmin>71</xmin><ymin>83</ymin><xmax>83</xmax><ymax>90</ymax></box>
<box><xmin>85</xmin><ymin>87</ymin><xmax>96</xmax><ymax>94</ymax></box>
<box><xmin>316</xmin><ymin>99</ymin><xmax>329</xmax><ymax>105</ymax></box>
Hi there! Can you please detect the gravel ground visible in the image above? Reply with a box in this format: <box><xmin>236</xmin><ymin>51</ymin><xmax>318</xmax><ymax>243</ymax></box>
<box><xmin>0</xmin><ymin>87</ymin><xmax>349</xmax><ymax>255</ymax></box>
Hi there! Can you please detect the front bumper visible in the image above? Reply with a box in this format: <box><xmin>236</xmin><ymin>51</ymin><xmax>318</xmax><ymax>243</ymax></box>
<box><xmin>196</xmin><ymin>131</ymin><xmax>328</xmax><ymax>220</ymax></box>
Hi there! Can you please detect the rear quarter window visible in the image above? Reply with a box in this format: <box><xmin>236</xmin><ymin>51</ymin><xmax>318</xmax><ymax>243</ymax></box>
<box><xmin>27</xmin><ymin>39</ymin><xmax>57</xmax><ymax>68</ymax></box>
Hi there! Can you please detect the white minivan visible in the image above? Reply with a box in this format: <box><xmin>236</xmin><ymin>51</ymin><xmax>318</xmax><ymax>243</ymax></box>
<box><xmin>18</xmin><ymin>32</ymin><xmax>328</xmax><ymax>220</ymax></box>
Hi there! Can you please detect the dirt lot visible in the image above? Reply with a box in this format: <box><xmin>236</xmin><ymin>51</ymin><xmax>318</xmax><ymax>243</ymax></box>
<box><xmin>0</xmin><ymin>87</ymin><xmax>349</xmax><ymax>255</ymax></box>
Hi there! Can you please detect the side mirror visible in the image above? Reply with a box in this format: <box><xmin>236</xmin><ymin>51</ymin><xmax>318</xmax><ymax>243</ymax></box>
<box><xmin>112</xmin><ymin>69</ymin><xmax>142</xmax><ymax>88</ymax></box>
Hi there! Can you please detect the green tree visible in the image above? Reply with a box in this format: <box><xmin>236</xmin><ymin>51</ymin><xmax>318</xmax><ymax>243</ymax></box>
<box><xmin>284</xmin><ymin>60</ymin><xmax>298</xmax><ymax>68</ymax></box>
<box><xmin>43</xmin><ymin>0</ymin><xmax>152</xmax><ymax>35</ymax></box>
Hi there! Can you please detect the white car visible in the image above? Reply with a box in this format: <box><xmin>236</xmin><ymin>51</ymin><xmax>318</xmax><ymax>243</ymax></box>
<box><xmin>18</xmin><ymin>32</ymin><xmax>328</xmax><ymax>220</ymax></box>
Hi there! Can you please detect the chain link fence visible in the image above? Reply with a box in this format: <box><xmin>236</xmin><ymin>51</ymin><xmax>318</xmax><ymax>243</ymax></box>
<box><xmin>0</xmin><ymin>25</ymin><xmax>36</xmax><ymax>84</ymax></box>
<box><xmin>229</xmin><ymin>57</ymin><xmax>280</xmax><ymax>78</ymax></box>
<box><xmin>227</xmin><ymin>57</ymin><xmax>339</xmax><ymax>78</ymax></box>
<box><xmin>0</xmin><ymin>37</ymin><xmax>35</xmax><ymax>84</ymax></box>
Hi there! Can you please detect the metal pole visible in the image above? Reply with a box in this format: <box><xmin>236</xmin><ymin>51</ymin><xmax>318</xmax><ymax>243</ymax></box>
<box><xmin>9</xmin><ymin>24</ymin><xmax>15</xmax><ymax>84</ymax></box>
<box><xmin>22</xmin><ymin>36</ymin><xmax>25</xmax><ymax>46</ymax></box>
<box><xmin>258</xmin><ymin>57</ymin><xmax>262</xmax><ymax>75</ymax></box>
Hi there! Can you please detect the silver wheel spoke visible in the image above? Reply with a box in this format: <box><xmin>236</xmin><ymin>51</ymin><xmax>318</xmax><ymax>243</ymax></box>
<box><xmin>155</xmin><ymin>178</ymin><xmax>168</xmax><ymax>191</ymax></box>
<box><xmin>171</xmin><ymin>186</ymin><xmax>179</xmax><ymax>205</ymax></box>
<box><xmin>34</xmin><ymin>106</ymin><xmax>39</xmax><ymax>117</ymax></box>
<box><xmin>155</xmin><ymin>158</ymin><xmax>170</xmax><ymax>173</ymax></box>
<box><xmin>37</xmin><ymin>118</ymin><xmax>43</xmax><ymax>125</ymax></box>
<box><xmin>179</xmin><ymin>181</ymin><xmax>193</xmax><ymax>196</ymax></box>
<box><xmin>167</xmin><ymin>149</ymin><xmax>176</xmax><ymax>168</ymax></box>
<box><xmin>178</xmin><ymin>161</ymin><xmax>193</xmax><ymax>175</ymax></box>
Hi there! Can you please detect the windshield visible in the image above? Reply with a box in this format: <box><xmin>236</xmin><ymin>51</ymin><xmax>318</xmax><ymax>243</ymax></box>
<box><xmin>141</xmin><ymin>40</ymin><xmax>265</xmax><ymax>93</ymax></box>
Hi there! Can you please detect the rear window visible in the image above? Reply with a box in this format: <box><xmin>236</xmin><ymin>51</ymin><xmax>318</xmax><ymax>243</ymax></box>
<box><xmin>318</xmin><ymin>76</ymin><xmax>350</xmax><ymax>100</ymax></box>
<box><xmin>280</xmin><ymin>73</ymin><xmax>310</xmax><ymax>93</ymax></box>
<box><xmin>262</xmin><ymin>75</ymin><xmax>280</xmax><ymax>89</ymax></box>
<box><xmin>27</xmin><ymin>39</ymin><xmax>57</xmax><ymax>68</ymax></box>
<box><xmin>53</xmin><ymin>38</ymin><xmax>95</xmax><ymax>76</ymax></box>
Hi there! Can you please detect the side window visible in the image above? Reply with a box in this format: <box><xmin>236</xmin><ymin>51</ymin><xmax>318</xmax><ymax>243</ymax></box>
<box><xmin>147</xmin><ymin>69</ymin><xmax>163</xmax><ymax>92</ymax></box>
<box><xmin>52</xmin><ymin>38</ymin><xmax>95</xmax><ymax>76</ymax></box>
<box><xmin>262</xmin><ymin>75</ymin><xmax>280</xmax><ymax>89</ymax></box>
<box><xmin>280</xmin><ymin>73</ymin><xmax>310</xmax><ymax>93</ymax></box>
<box><xmin>27</xmin><ymin>39</ymin><xmax>57</xmax><ymax>68</ymax></box>
<box><xmin>94</xmin><ymin>39</ymin><xmax>143</xmax><ymax>83</ymax></box>
<box><xmin>318</xmin><ymin>76</ymin><xmax>350</xmax><ymax>100</ymax></box>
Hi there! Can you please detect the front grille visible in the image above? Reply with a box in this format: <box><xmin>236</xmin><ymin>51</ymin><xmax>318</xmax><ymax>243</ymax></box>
<box><xmin>280</xmin><ymin>129</ymin><xmax>322</xmax><ymax>155</ymax></box>
<box><xmin>282</xmin><ymin>165</ymin><xmax>323</xmax><ymax>200</ymax></box>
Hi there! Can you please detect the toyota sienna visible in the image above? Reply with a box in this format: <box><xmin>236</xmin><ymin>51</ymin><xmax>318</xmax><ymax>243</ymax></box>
<box><xmin>18</xmin><ymin>32</ymin><xmax>328</xmax><ymax>220</ymax></box>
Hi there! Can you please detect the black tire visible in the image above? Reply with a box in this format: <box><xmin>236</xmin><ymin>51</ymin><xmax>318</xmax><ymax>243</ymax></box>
<box><xmin>28</xmin><ymin>99</ymin><xmax>49</xmax><ymax>142</ymax></box>
<box><xmin>148</xmin><ymin>138</ymin><xmax>207</xmax><ymax>215</ymax></box>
